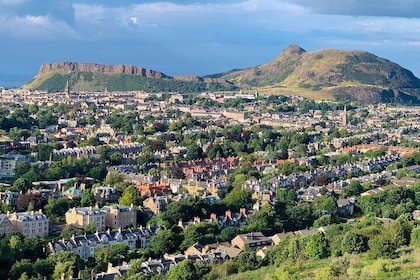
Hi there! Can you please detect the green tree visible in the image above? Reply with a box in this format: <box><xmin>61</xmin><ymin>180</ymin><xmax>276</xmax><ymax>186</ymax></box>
<box><xmin>410</xmin><ymin>226</ymin><xmax>420</xmax><ymax>247</ymax></box>
<box><xmin>52</xmin><ymin>261</ymin><xmax>75</xmax><ymax>280</ymax></box>
<box><xmin>33</xmin><ymin>259</ymin><xmax>54</xmax><ymax>279</ymax></box>
<box><xmin>166</xmin><ymin>260</ymin><xmax>204</xmax><ymax>280</ymax></box>
<box><xmin>105</xmin><ymin>172</ymin><xmax>125</xmax><ymax>187</ymax></box>
<box><xmin>180</xmin><ymin>222</ymin><xmax>219</xmax><ymax>251</ymax></box>
<box><xmin>186</xmin><ymin>143</ymin><xmax>204</xmax><ymax>160</ymax></box>
<box><xmin>111</xmin><ymin>243</ymin><xmax>129</xmax><ymax>265</ymax></box>
<box><xmin>305</xmin><ymin>232</ymin><xmax>329</xmax><ymax>260</ymax></box>
<box><xmin>80</xmin><ymin>189</ymin><xmax>96</xmax><ymax>207</ymax></box>
<box><xmin>341</xmin><ymin>180</ymin><xmax>363</xmax><ymax>198</ymax></box>
<box><xmin>312</xmin><ymin>196</ymin><xmax>338</xmax><ymax>218</ymax></box>
<box><xmin>223</xmin><ymin>187</ymin><xmax>252</xmax><ymax>212</ymax></box>
<box><xmin>8</xmin><ymin>259</ymin><xmax>34</xmax><ymax>280</ymax></box>
<box><xmin>45</xmin><ymin>196</ymin><xmax>70</xmax><ymax>217</ymax></box>
<box><xmin>236</xmin><ymin>250</ymin><xmax>262</xmax><ymax>272</ymax></box>
<box><xmin>341</xmin><ymin>231</ymin><xmax>368</xmax><ymax>254</ymax></box>
<box><xmin>119</xmin><ymin>185</ymin><xmax>141</xmax><ymax>206</ymax></box>
<box><xmin>36</xmin><ymin>144</ymin><xmax>53</xmax><ymax>161</ymax></box>
<box><xmin>218</xmin><ymin>226</ymin><xmax>240</xmax><ymax>242</ymax></box>
<box><xmin>244</xmin><ymin>204</ymin><xmax>282</xmax><ymax>235</ymax></box>
<box><xmin>11</xmin><ymin>177</ymin><xmax>30</xmax><ymax>193</ymax></box>
<box><xmin>368</xmin><ymin>234</ymin><xmax>398</xmax><ymax>259</ymax></box>
<box><xmin>151</xmin><ymin>229</ymin><xmax>182</xmax><ymax>256</ymax></box>
<box><xmin>94</xmin><ymin>247</ymin><xmax>111</xmax><ymax>272</ymax></box>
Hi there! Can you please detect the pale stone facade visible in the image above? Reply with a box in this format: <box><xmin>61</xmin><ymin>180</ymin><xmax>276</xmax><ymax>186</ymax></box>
<box><xmin>65</xmin><ymin>207</ymin><xmax>106</xmax><ymax>231</ymax></box>
<box><xmin>8</xmin><ymin>210</ymin><xmax>49</xmax><ymax>237</ymax></box>
<box><xmin>102</xmin><ymin>204</ymin><xmax>137</xmax><ymax>229</ymax></box>
<box><xmin>0</xmin><ymin>214</ymin><xmax>13</xmax><ymax>235</ymax></box>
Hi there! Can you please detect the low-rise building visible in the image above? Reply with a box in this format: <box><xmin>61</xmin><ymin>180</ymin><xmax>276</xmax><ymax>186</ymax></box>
<box><xmin>48</xmin><ymin>225</ymin><xmax>162</xmax><ymax>260</ymax></box>
<box><xmin>0</xmin><ymin>214</ymin><xmax>13</xmax><ymax>235</ymax></box>
<box><xmin>231</xmin><ymin>232</ymin><xmax>272</xmax><ymax>250</ymax></box>
<box><xmin>8</xmin><ymin>210</ymin><xmax>49</xmax><ymax>237</ymax></box>
<box><xmin>65</xmin><ymin>207</ymin><xmax>106</xmax><ymax>231</ymax></box>
<box><xmin>0</xmin><ymin>153</ymin><xmax>29</xmax><ymax>179</ymax></box>
<box><xmin>102</xmin><ymin>204</ymin><xmax>137</xmax><ymax>229</ymax></box>
<box><xmin>0</xmin><ymin>190</ymin><xmax>20</xmax><ymax>205</ymax></box>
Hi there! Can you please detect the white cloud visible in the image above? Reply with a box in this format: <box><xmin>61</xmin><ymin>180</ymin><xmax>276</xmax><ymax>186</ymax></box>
<box><xmin>130</xmin><ymin>16</ymin><xmax>138</xmax><ymax>25</ymax></box>
<box><xmin>0</xmin><ymin>14</ymin><xmax>78</xmax><ymax>38</ymax></box>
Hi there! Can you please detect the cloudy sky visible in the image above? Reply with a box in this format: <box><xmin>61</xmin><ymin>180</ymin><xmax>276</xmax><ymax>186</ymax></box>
<box><xmin>1</xmin><ymin>0</ymin><xmax>420</xmax><ymax>86</ymax></box>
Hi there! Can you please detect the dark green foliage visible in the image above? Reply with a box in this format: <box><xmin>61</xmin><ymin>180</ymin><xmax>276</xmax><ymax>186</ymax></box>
<box><xmin>235</xmin><ymin>250</ymin><xmax>262</xmax><ymax>272</ymax></box>
<box><xmin>243</xmin><ymin>204</ymin><xmax>282</xmax><ymax>235</ymax></box>
<box><xmin>80</xmin><ymin>189</ymin><xmax>96</xmax><ymax>207</ymax></box>
<box><xmin>341</xmin><ymin>231</ymin><xmax>368</xmax><ymax>254</ymax></box>
<box><xmin>160</xmin><ymin>197</ymin><xmax>212</xmax><ymax>225</ymax></box>
<box><xmin>166</xmin><ymin>260</ymin><xmax>209</xmax><ymax>280</ymax></box>
<box><xmin>305</xmin><ymin>232</ymin><xmax>330</xmax><ymax>260</ymax></box>
<box><xmin>410</xmin><ymin>226</ymin><xmax>420</xmax><ymax>247</ymax></box>
<box><xmin>151</xmin><ymin>229</ymin><xmax>182</xmax><ymax>256</ymax></box>
<box><xmin>368</xmin><ymin>234</ymin><xmax>398</xmax><ymax>259</ymax></box>
<box><xmin>180</xmin><ymin>222</ymin><xmax>220</xmax><ymax>251</ymax></box>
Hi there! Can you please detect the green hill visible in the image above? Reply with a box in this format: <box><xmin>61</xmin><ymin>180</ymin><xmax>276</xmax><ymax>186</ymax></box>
<box><xmin>220</xmin><ymin>45</ymin><xmax>420</xmax><ymax>103</ymax></box>
<box><xmin>24</xmin><ymin>72</ymin><xmax>236</xmax><ymax>93</ymax></box>
<box><xmin>23</xmin><ymin>47</ymin><xmax>420</xmax><ymax>103</ymax></box>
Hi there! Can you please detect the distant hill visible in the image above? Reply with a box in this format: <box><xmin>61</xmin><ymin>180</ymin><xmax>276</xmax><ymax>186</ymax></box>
<box><xmin>219</xmin><ymin>45</ymin><xmax>420</xmax><ymax>103</ymax></box>
<box><xmin>24</xmin><ymin>48</ymin><xmax>420</xmax><ymax>103</ymax></box>
<box><xmin>24</xmin><ymin>62</ymin><xmax>237</xmax><ymax>93</ymax></box>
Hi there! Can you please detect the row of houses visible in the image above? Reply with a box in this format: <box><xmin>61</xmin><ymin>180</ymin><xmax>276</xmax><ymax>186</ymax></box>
<box><xmin>98</xmin><ymin>229</ymin><xmax>322</xmax><ymax>279</ymax></box>
<box><xmin>49</xmin><ymin>225</ymin><xmax>162</xmax><ymax>260</ymax></box>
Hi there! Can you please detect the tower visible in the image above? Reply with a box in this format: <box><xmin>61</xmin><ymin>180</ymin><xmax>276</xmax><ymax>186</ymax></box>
<box><xmin>342</xmin><ymin>105</ymin><xmax>347</xmax><ymax>127</ymax></box>
<box><xmin>64</xmin><ymin>80</ymin><xmax>70</xmax><ymax>97</ymax></box>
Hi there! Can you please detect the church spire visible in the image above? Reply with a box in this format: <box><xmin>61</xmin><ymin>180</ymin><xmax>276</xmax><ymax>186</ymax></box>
<box><xmin>342</xmin><ymin>105</ymin><xmax>347</xmax><ymax>127</ymax></box>
<box><xmin>65</xmin><ymin>80</ymin><xmax>71</xmax><ymax>97</ymax></box>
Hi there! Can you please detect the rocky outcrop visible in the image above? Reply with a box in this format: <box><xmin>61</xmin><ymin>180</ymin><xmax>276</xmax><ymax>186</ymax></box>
<box><xmin>38</xmin><ymin>62</ymin><xmax>167</xmax><ymax>79</ymax></box>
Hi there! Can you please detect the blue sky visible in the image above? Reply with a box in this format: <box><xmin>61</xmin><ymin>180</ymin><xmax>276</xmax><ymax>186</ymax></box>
<box><xmin>1</xmin><ymin>0</ymin><xmax>420</xmax><ymax>86</ymax></box>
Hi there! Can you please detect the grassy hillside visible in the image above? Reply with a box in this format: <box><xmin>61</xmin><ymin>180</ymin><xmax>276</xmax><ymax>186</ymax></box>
<box><xmin>24</xmin><ymin>72</ymin><xmax>237</xmax><ymax>93</ymax></box>
<box><xmin>221</xmin><ymin>45</ymin><xmax>420</xmax><ymax>103</ymax></box>
<box><xmin>223</xmin><ymin>249</ymin><xmax>420</xmax><ymax>280</ymax></box>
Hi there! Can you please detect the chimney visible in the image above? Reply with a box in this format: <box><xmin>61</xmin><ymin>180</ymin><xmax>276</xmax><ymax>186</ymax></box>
<box><xmin>225</xmin><ymin>210</ymin><xmax>232</xmax><ymax>219</ymax></box>
<box><xmin>210</xmin><ymin>213</ymin><xmax>217</xmax><ymax>221</ymax></box>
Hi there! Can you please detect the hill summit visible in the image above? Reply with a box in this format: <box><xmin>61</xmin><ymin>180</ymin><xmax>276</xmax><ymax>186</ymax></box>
<box><xmin>220</xmin><ymin>45</ymin><xmax>420</xmax><ymax>103</ymax></box>
<box><xmin>24</xmin><ymin>45</ymin><xmax>420</xmax><ymax>103</ymax></box>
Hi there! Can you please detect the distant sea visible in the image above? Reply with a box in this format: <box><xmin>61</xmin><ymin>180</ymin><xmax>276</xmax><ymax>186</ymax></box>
<box><xmin>0</xmin><ymin>74</ymin><xmax>32</xmax><ymax>89</ymax></box>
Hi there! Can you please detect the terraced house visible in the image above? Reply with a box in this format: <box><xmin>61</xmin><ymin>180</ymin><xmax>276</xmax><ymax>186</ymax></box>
<box><xmin>48</xmin><ymin>225</ymin><xmax>162</xmax><ymax>260</ymax></box>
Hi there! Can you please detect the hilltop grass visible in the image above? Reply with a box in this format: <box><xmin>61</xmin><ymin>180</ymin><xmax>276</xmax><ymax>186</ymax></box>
<box><xmin>222</xmin><ymin>248</ymin><xmax>420</xmax><ymax>280</ymax></box>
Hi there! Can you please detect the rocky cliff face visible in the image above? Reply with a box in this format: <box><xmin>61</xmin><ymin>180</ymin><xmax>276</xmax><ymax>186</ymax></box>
<box><xmin>38</xmin><ymin>62</ymin><xmax>167</xmax><ymax>79</ymax></box>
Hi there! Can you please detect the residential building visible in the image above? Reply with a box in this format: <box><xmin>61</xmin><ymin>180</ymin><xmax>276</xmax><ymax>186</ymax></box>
<box><xmin>337</xmin><ymin>198</ymin><xmax>355</xmax><ymax>217</ymax></box>
<box><xmin>65</xmin><ymin>207</ymin><xmax>106</xmax><ymax>231</ymax></box>
<box><xmin>0</xmin><ymin>190</ymin><xmax>20</xmax><ymax>205</ymax></box>
<box><xmin>8</xmin><ymin>210</ymin><xmax>49</xmax><ymax>237</ymax></box>
<box><xmin>102</xmin><ymin>204</ymin><xmax>137</xmax><ymax>229</ymax></box>
<box><xmin>0</xmin><ymin>153</ymin><xmax>29</xmax><ymax>179</ymax></box>
<box><xmin>94</xmin><ymin>186</ymin><xmax>121</xmax><ymax>203</ymax></box>
<box><xmin>48</xmin><ymin>226</ymin><xmax>162</xmax><ymax>260</ymax></box>
<box><xmin>231</xmin><ymin>232</ymin><xmax>272</xmax><ymax>250</ymax></box>
<box><xmin>0</xmin><ymin>214</ymin><xmax>13</xmax><ymax>235</ymax></box>
<box><xmin>143</xmin><ymin>196</ymin><xmax>170</xmax><ymax>214</ymax></box>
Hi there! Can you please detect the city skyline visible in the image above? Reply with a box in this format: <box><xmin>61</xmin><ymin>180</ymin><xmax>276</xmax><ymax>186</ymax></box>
<box><xmin>1</xmin><ymin>0</ymin><xmax>420</xmax><ymax>86</ymax></box>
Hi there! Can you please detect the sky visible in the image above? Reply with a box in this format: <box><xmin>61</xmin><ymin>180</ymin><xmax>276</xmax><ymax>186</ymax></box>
<box><xmin>1</xmin><ymin>0</ymin><xmax>420</xmax><ymax>86</ymax></box>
